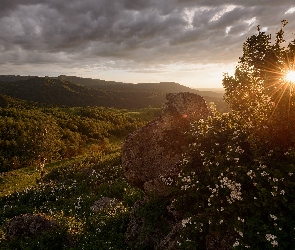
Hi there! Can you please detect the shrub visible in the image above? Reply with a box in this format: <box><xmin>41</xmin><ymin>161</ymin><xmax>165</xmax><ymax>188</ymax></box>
<box><xmin>173</xmin><ymin>22</ymin><xmax>295</xmax><ymax>249</ymax></box>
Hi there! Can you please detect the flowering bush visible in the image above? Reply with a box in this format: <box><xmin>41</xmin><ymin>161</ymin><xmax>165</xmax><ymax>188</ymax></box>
<box><xmin>173</xmin><ymin>22</ymin><xmax>295</xmax><ymax>249</ymax></box>
<box><xmin>174</xmin><ymin>107</ymin><xmax>295</xmax><ymax>248</ymax></box>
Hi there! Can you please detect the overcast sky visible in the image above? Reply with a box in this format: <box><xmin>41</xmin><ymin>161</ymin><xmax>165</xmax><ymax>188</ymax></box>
<box><xmin>0</xmin><ymin>0</ymin><xmax>294</xmax><ymax>88</ymax></box>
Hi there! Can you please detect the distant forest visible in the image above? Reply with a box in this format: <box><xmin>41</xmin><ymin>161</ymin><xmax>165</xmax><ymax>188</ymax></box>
<box><xmin>0</xmin><ymin>75</ymin><xmax>229</xmax><ymax>112</ymax></box>
<box><xmin>0</xmin><ymin>74</ymin><xmax>229</xmax><ymax>173</ymax></box>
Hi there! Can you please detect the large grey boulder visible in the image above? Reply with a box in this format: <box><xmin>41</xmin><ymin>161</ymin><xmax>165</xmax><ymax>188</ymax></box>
<box><xmin>122</xmin><ymin>92</ymin><xmax>209</xmax><ymax>195</ymax></box>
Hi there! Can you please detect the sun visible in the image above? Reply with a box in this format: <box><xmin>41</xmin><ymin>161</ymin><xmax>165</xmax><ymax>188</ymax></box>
<box><xmin>285</xmin><ymin>71</ymin><xmax>295</xmax><ymax>83</ymax></box>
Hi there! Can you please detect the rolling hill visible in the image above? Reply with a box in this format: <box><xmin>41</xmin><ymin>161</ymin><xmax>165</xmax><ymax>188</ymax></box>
<box><xmin>0</xmin><ymin>75</ymin><xmax>228</xmax><ymax>111</ymax></box>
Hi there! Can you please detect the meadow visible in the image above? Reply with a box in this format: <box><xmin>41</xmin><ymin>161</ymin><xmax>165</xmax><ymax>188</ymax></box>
<box><xmin>0</xmin><ymin>98</ymin><xmax>162</xmax><ymax>249</ymax></box>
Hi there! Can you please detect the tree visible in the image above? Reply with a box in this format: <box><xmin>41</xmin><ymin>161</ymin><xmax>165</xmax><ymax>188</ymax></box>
<box><xmin>172</xmin><ymin>22</ymin><xmax>295</xmax><ymax>249</ymax></box>
<box><xmin>223</xmin><ymin>20</ymin><xmax>295</xmax><ymax>149</ymax></box>
<box><xmin>0</xmin><ymin>108</ymin><xmax>61</xmax><ymax>176</ymax></box>
<box><xmin>25</xmin><ymin>118</ymin><xmax>61</xmax><ymax>179</ymax></box>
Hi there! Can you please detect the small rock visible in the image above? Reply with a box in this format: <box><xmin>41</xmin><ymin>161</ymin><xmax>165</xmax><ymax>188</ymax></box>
<box><xmin>3</xmin><ymin>214</ymin><xmax>59</xmax><ymax>240</ymax></box>
<box><xmin>90</xmin><ymin>197</ymin><xmax>120</xmax><ymax>212</ymax></box>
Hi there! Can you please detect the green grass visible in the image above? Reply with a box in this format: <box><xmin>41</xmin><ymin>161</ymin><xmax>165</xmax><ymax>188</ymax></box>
<box><xmin>0</xmin><ymin>107</ymin><xmax>161</xmax><ymax>249</ymax></box>
<box><xmin>0</xmin><ymin>147</ymin><xmax>144</xmax><ymax>249</ymax></box>
<box><xmin>0</xmin><ymin>158</ymin><xmax>83</xmax><ymax>198</ymax></box>
<box><xmin>123</xmin><ymin>107</ymin><xmax>161</xmax><ymax>121</ymax></box>
<box><xmin>0</xmin><ymin>166</ymin><xmax>39</xmax><ymax>198</ymax></box>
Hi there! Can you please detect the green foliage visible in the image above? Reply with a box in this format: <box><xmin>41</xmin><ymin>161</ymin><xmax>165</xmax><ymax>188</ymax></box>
<box><xmin>137</xmin><ymin>196</ymin><xmax>170</xmax><ymax>231</ymax></box>
<box><xmin>223</xmin><ymin>20</ymin><xmax>295</xmax><ymax>149</ymax></box>
<box><xmin>0</xmin><ymin>98</ymin><xmax>157</xmax><ymax>249</ymax></box>
<box><xmin>0</xmin><ymin>166</ymin><xmax>40</xmax><ymax>197</ymax></box>
<box><xmin>0</xmin><ymin>107</ymin><xmax>62</xmax><ymax>173</ymax></box>
<box><xmin>0</xmin><ymin>153</ymin><xmax>144</xmax><ymax>249</ymax></box>
<box><xmin>126</xmin><ymin>196</ymin><xmax>171</xmax><ymax>250</ymax></box>
<box><xmin>0</xmin><ymin>102</ymin><xmax>145</xmax><ymax>173</ymax></box>
<box><xmin>173</xmin><ymin>22</ymin><xmax>295</xmax><ymax>249</ymax></box>
<box><xmin>174</xmin><ymin>107</ymin><xmax>295</xmax><ymax>248</ymax></box>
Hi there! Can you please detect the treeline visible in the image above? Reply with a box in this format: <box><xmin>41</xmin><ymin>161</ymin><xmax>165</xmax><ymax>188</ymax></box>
<box><xmin>0</xmin><ymin>95</ymin><xmax>146</xmax><ymax>172</ymax></box>
<box><xmin>0</xmin><ymin>76</ymin><xmax>230</xmax><ymax>112</ymax></box>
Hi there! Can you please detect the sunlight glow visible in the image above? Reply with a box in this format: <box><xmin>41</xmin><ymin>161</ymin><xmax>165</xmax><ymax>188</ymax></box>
<box><xmin>285</xmin><ymin>71</ymin><xmax>295</xmax><ymax>83</ymax></box>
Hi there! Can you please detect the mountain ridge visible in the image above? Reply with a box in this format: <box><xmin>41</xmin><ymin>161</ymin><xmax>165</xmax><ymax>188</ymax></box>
<box><xmin>0</xmin><ymin>75</ymin><xmax>228</xmax><ymax>111</ymax></box>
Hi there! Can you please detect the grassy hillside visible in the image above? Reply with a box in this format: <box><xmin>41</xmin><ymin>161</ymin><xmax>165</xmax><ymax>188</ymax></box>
<box><xmin>0</xmin><ymin>79</ymin><xmax>232</xmax><ymax>249</ymax></box>
<box><xmin>0</xmin><ymin>94</ymin><xmax>153</xmax><ymax>173</ymax></box>
<box><xmin>0</xmin><ymin>92</ymin><xmax>163</xmax><ymax>249</ymax></box>
<box><xmin>0</xmin><ymin>98</ymin><xmax>156</xmax><ymax>249</ymax></box>
<box><xmin>0</xmin><ymin>150</ymin><xmax>144</xmax><ymax>249</ymax></box>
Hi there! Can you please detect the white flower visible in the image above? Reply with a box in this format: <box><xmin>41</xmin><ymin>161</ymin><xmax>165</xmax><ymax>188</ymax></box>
<box><xmin>237</xmin><ymin>217</ymin><xmax>245</xmax><ymax>223</ymax></box>
<box><xmin>265</xmin><ymin>233</ymin><xmax>276</xmax><ymax>241</ymax></box>
<box><xmin>181</xmin><ymin>185</ymin><xmax>188</xmax><ymax>191</ymax></box>
<box><xmin>219</xmin><ymin>176</ymin><xmax>242</xmax><ymax>202</ymax></box>
<box><xmin>181</xmin><ymin>217</ymin><xmax>192</xmax><ymax>228</ymax></box>
<box><xmin>247</xmin><ymin>170</ymin><xmax>256</xmax><ymax>179</ymax></box>
<box><xmin>261</xmin><ymin>171</ymin><xmax>269</xmax><ymax>177</ymax></box>
<box><xmin>233</xmin><ymin>241</ymin><xmax>239</xmax><ymax>247</ymax></box>
<box><xmin>235</xmin><ymin>146</ymin><xmax>245</xmax><ymax>154</ymax></box>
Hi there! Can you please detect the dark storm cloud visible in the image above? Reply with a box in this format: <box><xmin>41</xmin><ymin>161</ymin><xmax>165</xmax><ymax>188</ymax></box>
<box><xmin>0</xmin><ymin>0</ymin><xmax>294</xmax><ymax>70</ymax></box>
<box><xmin>176</xmin><ymin>0</ymin><xmax>292</xmax><ymax>7</ymax></box>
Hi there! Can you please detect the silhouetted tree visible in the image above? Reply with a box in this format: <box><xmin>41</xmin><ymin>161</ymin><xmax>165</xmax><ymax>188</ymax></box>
<box><xmin>223</xmin><ymin>20</ymin><xmax>295</xmax><ymax>149</ymax></box>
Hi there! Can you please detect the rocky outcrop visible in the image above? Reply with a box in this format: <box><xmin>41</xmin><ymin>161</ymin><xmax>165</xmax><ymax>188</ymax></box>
<box><xmin>122</xmin><ymin>92</ymin><xmax>209</xmax><ymax>195</ymax></box>
<box><xmin>3</xmin><ymin>214</ymin><xmax>59</xmax><ymax>240</ymax></box>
